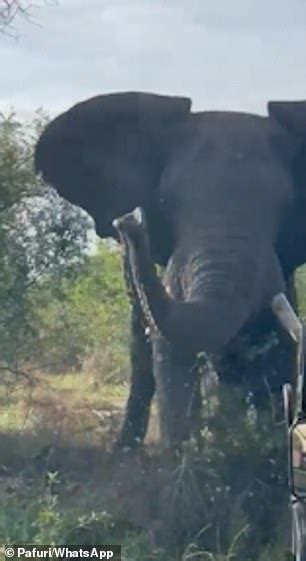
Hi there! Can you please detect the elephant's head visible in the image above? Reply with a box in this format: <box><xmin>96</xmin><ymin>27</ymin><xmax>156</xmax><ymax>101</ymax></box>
<box><xmin>109</xmin><ymin>101</ymin><xmax>306</xmax><ymax>356</ymax></box>
<box><xmin>35</xmin><ymin>93</ymin><xmax>306</xmax><ymax>356</ymax></box>
<box><xmin>35</xmin><ymin>92</ymin><xmax>191</xmax><ymax>261</ymax></box>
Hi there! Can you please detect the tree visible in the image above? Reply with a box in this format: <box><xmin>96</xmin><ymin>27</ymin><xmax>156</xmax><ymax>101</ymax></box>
<box><xmin>0</xmin><ymin>112</ymin><xmax>93</xmax><ymax>380</ymax></box>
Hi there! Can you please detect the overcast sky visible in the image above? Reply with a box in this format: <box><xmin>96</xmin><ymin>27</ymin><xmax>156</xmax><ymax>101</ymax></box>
<box><xmin>1</xmin><ymin>0</ymin><xmax>306</xmax><ymax>120</ymax></box>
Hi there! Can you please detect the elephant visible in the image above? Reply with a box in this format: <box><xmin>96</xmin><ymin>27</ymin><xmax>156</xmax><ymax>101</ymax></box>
<box><xmin>34</xmin><ymin>92</ymin><xmax>306</xmax><ymax>448</ymax></box>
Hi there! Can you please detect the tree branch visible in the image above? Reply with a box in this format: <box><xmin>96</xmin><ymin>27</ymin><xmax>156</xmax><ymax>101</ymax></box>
<box><xmin>0</xmin><ymin>1</ymin><xmax>30</xmax><ymax>31</ymax></box>
<box><xmin>0</xmin><ymin>1</ymin><xmax>58</xmax><ymax>36</ymax></box>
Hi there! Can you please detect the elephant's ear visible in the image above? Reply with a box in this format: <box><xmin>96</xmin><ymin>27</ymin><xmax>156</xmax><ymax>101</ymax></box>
<box><xmin>70</xmin><ymin>91</ymin><xmax>192</xmax><ymax>129</ymax></box>
<box><xmin>34</xmin><ymin>92</ymin><xmax>192</xmax><ymax>243</ymax></box>
<box><xmin>268</xmin><ymin>101</ymin><xmax>306</xmax><ymax>137</ymax></box>
<box><xmin>268</xmin><ymin>101</ymin><xmax>306</xmax><ymax>275</ymax></box>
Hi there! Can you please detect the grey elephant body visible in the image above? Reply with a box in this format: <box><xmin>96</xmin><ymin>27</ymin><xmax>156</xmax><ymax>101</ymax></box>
<box><xmin>35</xmin><ymin>93</ymin><xmax>306</xmax><ymax>447</ymax></box>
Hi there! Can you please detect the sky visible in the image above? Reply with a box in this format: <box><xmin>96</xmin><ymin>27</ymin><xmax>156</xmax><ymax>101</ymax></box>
<box><xmin>1</xmin><ymin>0</ymin><xmax>306</xmax><ymax>120</ymax></box>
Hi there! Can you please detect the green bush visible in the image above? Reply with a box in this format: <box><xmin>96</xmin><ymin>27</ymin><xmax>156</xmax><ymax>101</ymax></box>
<box><xmin>0</xmin><ymin>112</ymin><xmax>129</xmax><ymax>383</ymax></box>
<box><xmin>30</xmin><ymin>241</ymin><xmax>130</xmax><ymax>379</ymax></box>
<box><xmin>0</xmin><ymin>489</ymin><xmax>167</xmax><ymax>560</ymax></box>
<box><xmin>297</xmin><ymin>265</ymin><xmax>306</xmax><ymax>317</ymax></box>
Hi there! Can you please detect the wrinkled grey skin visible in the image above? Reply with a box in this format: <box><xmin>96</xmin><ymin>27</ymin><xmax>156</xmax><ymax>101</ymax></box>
<box><xmin>35</xmin><ymin>93</ymin><xmax>306</xmax><ymax>447</ymax></box>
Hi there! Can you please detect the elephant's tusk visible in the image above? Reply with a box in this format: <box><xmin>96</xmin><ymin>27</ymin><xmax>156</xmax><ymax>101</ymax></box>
<box><xmin>271</xmin><ymin>292</ymin><xmax>304</xmax><ymax>418</ymax></box>
<box><xmin>112</xmin><ymin>207</ymin><xmax>160</xmax><ymax>339</ymax></box>
<box><xmin>272</xmin><ymin>293</ymin><xmax>303</xmax><ymax>344</ymax></box>
<box><xmin>112</xmin><ymin>206</ymin><xmax>144</xmax><ymax>231</ymax></box>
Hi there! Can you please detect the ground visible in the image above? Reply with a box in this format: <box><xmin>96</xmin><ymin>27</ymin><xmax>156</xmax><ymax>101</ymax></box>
<box><xmin>0</xmin><ymin>371</ymin><xmax>292</xmax><ymax>561</ymax></box>
<box><xmin>0</xmin><ymin>373</ymin><xmax>172</xmax><ymax>559</ymax></box>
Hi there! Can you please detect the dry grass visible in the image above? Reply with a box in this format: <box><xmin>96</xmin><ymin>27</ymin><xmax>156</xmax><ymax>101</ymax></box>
<box><xmin>0</xmin><ymin>372</ymin><xmax>162</xmax><ymax>529</ymax></box>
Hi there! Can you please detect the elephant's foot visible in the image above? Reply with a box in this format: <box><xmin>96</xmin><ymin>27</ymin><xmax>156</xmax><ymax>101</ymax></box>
<box><xmin>116</xmin><ymin>400</ymin><xmax>152</xmax><ymax>451</ymax></box>
<box><xmin>114</xmin><ymin>435</ymin><xmax>142</xmax><ymax>453</ymax></box>
<box><xmin>115</xmin><ymin>426</ymin><xmax>144</xmax><ymax>451</ymax></box>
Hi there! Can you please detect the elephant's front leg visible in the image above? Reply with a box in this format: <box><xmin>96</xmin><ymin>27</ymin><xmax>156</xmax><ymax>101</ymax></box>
<box><xmin>117</xmin><ymin>250</ymin><xmax>155</xmax><ymax>448</ymax></box>
<box><xmin>153</xmin><ymin>337</ymin><xmax>202</xmax><ymax>448</ymax></box>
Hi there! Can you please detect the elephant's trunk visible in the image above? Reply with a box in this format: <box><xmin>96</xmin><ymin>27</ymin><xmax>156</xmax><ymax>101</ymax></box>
<box><xmin>114</xmin><ymin>209</ymin><xmax>285</xmax><ymax>355</ymax></box>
